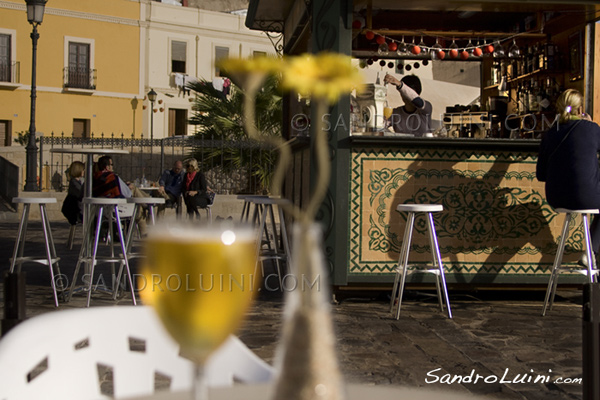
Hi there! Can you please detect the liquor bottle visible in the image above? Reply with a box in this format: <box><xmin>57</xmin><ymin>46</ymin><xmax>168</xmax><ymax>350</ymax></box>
<box><xmin>538</xmin><ymin>80</ymin><xmax>551</xmax><ymax>112</ymax></box>
<box><xmin>517</xmin><ymin>84</ymin><xmax>526</xmax><ymax>114</ymax></box>
<box><xmin>545</xmin><ymin>41</ymin><xmax>557</xmax><ymax>71</ymax></box>
<box><xmin>537</xmin><ymin>44</ymin><xmax>544</xmax><ymax>71</ymax></box>
<box><xmin>526</xmin><ymin>46</ymin><xmax>535</xmax><ymax>74</ymax></box>
<box><xmin>529</xmin><ymin>79</ymin><xmax>538</xmax><ymax>112</ymax></box>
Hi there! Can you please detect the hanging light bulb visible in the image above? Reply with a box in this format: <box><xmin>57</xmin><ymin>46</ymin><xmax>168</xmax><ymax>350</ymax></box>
<box><xmin>471</xmin><ymin>39</ymin><xmax>483</xmax><ymax>57</ymax></box>
<box><xmin>418</xmin><ymin>36</ymin><xmax>429</xmax><ymax>55</ymax></box>
<box><xmin>410</xmin><ymin>36</ymin><xmax>421</xmax><ymax>55</ymax></box>
<box><xmin>508</xmin><ymin>39</ymin><xmax>521</xmax><ymax>58</ymax></box>
<box><xmin>388</xmin><ymin>41</ymin><xmax>398</xmax><ymax>52</ymax></box>
<box><xmin>483</xmin><ymin>40</ymin><xmax>494</xmax><ymax>54</ymax></box>
<box><xmin>493</xmin><ymin>41</ymin><xmax>505</xmax><ymax>58</ymax></box>
<box><xmin>449</xmin><ymin>38</ymin><xmax>459</xmax><ymax>59</ymax></box>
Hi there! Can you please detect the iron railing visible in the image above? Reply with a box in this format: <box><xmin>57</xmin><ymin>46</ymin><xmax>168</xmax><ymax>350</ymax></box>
<box><xmin>63</xmin><ymin>67</ymin><xmax>96</xmax><ymax>90</ymax></box>
<box><xmin>0</xmin><ymin>61</ymin><xmax>20</xmax><ymax>84</ymax></box>
<box><xmin>40</xmin><ymin>132</ymin><xmax>275</xmax><ymax>195</ymax></box>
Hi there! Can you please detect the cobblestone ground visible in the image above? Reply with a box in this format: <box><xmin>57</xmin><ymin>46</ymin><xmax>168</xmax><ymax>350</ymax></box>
<box><xmin>0</xmin><ymin>221</ymin><xmax>585</xmax><ymax>399</ymax></box>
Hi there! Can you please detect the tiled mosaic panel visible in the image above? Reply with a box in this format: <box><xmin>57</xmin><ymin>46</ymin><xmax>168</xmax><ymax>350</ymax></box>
<box><xmin>349</xmin><ymin>147</ymin><xmax>587</xmax><ymax>277</ymax></box>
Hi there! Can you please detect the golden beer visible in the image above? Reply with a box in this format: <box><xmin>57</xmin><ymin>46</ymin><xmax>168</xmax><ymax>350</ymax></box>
<box><xmin>383</xmin><ymin>106</ymin><xmax>393</xmax><ymax>119</ymax></box>
<box><xmin>141</xmin><ymin>228</ymin><xmax>257</xmax><ymax>363</ymax></box>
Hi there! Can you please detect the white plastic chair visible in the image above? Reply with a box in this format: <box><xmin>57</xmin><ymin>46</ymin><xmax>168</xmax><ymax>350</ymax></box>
<box><xmin>0</xmin><ymin>306</ymin><xmax>274</xmax><ymax>400</ymax></box>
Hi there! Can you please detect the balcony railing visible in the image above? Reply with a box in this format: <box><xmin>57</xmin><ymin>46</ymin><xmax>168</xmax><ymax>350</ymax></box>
<box><xmin>63</xmin><ymin>67</ymin><xmax>96</xmax><ymax>90</ymax></box>
<box><xmin>0</xmin><ymin>61</ymin><xmax>20</xmax><ymax>84</ymax></box>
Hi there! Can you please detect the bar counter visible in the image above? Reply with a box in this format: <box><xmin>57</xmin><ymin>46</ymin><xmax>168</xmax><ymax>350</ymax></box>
<box><xmin>344</xmin><ymin>135</ymin><xmax>586</xmax><ymax>286</ymax></box>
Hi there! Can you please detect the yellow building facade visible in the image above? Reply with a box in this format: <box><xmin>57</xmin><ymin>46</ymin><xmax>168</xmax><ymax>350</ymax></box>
<box><xmin>0</xmin><ymin>0</ymin><xmax>142</xmax><ymax>143</ymax></box>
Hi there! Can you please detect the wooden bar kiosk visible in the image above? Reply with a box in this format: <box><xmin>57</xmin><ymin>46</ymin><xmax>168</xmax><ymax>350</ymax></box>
<box><xmin>245</xmin><ymin>1</ymin><xmax>600</xmax><ymax>290</ymax></box>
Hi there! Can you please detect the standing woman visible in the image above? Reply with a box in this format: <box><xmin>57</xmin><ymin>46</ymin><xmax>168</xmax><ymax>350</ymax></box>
<box><xmin>182</xmin><ymin>158</ymin><xmax>211</xmax><ymax>220</ymax></box>
<box><xmin>536</xmin><ymin>89</ymin><xmax>600</xmax><ymax>264</ymax></box>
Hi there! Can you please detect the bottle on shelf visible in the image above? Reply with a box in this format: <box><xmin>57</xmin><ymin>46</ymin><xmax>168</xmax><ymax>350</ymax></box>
<box><xmin>528</xmin><ymin>79</ymin><xmax>538</xmax><ymax>112</ymax></box>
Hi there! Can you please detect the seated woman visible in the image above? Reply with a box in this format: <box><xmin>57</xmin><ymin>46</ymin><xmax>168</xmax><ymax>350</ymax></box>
<box><xmin>182</xmin><ymin>158</ymin><xmax>212</xmax><ymax>220</ymax></box>
<box><xmin>537</xmin><ymin>89</ymin><xmax>600</xmax><ymax>266</ymax></box>
<box><xmin>61</xmin><ymin>161</ymin><xmax>85</xmax><ymax>225</ymax></box>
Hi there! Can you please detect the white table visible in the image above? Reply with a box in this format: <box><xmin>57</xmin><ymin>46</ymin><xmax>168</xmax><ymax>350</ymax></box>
<box><xmin>124</xmin><ymin>383</ymin><xmax>487</xmax><ymax>400</ymax></box>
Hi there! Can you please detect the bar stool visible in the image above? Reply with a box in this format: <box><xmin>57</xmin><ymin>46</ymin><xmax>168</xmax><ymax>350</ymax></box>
<box><xmin>390</xmin><ymin>204</ymin><xmax>452</xmax><ymax>319</ymax></box>
<box><xmin>237</xmin><ymin>195</ymin><xmax>268</xmax><ymax>224</ymax></box>
<box><xmin>542</xmin><ymin>208</ymin><xmax>600</xmax><ymax>316</ymax></box>
<box><xmin>9</xmin><ymin>197</ymin><xmax>64</xmax><ymax>307</ymax></box>
<box><xmin>251</xmin><ymin>197</ymin><xmax>293</xmax><ymax>291</ymax></box>
<box><xmin>68</xmin><ymin>198</ymin><xmax>136</xmax><ymax>307</ymax></box>
<box><xmin>124</xmin><ymin>197</ymin><xmax>165</xmax><ymax>259</ymax></box>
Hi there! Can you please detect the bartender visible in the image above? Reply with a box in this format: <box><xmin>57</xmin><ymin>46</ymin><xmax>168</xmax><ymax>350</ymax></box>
<box><xmin>384</xmin><ymin>73</ymin><xmax>433</xmax><ymax>137</ymax></box>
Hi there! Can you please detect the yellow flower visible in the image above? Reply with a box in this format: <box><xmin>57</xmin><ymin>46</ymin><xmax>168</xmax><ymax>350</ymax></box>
<box><xmin>281</xmin><ymin>52</ymin><xmax>364</xmax><ymax>103</ymax></box>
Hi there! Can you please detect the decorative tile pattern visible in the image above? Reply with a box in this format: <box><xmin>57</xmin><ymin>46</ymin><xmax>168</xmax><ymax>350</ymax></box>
<box><xmin>348</xmin><ymin>147</ymin><xmax>587</xmax><ymax>280</ymax></box>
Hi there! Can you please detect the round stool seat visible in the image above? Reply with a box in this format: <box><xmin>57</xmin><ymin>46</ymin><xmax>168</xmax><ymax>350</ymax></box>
<box><xmin>12</xmin><ymin>197</ymin><xmax>57</xmax><ymax>204</ymax></box>
<box><xmin>555</xmin><ymin>208</ymin><xmax>599</xmax><ymax>214</ymax></box>
<box><xmin>127</xmin><ymin>197</ymin><xmax>165</xmax><ymax>204</ymax></box>
<box><xmin>83</xmin><ymin>198</ymin><xmax>127</xmax><ymax>205</ymax></box>
<box><xmin>396</xmin><ymin>204</ymin><xmax>443</xmax><ymax>213</ymax></box>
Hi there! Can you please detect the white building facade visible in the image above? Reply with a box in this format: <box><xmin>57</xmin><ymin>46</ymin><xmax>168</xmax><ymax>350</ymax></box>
<box><xmin>141</xmin><ymin>0</ymin><xmax>276</xmax><ymax>138</ymax></box>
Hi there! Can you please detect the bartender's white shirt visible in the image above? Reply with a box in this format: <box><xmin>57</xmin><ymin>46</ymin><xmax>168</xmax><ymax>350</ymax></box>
<box><xmin>391</xmin><ymin>101</ymin><xmax>433</xmax><ymax>137</ymax></box>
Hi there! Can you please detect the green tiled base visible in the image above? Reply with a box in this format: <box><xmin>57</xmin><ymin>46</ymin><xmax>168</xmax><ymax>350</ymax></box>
<box><xmin>348</xmin><ymin>147</ymin><xmax>587</xmax><ymax>282</ymax></box>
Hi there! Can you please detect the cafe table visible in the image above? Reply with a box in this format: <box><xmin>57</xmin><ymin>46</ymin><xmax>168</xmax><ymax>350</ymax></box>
<box><xmin>124</xmin><ymin>383</ymin><xmax>487</xmax><ymax>400</ymax></box>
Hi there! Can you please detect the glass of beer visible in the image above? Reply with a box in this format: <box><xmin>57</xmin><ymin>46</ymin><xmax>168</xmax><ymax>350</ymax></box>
<box><xmin>383</xmin><ymin>106</ymin><xmax>393</xmax><ymax>120</ymax></box>
<box><xmin>140</xmin><ymin>223</ymin><xmax>257</xmax><ymax>400</ymax></box>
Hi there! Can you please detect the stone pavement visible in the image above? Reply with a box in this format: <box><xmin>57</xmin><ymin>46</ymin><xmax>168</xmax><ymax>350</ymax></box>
<box><xmin>0</xmin><ymin>221</ymin><xmax>586</xmax><ymax>400</ymax></box>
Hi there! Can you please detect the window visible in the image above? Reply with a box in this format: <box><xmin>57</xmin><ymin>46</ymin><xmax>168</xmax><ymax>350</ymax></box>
<box><xmin>171</xmin><ymin>41</ymin><xmax>187</xmax><ymax>73</ymax></box>
<box><xmin>67</xmin><ymin>42</ymin><xmax>92</xmax><ymax>89</ymax></box>
<box><xmin>0</xmin><ymin>120</ymin><xmax>11</xmax><ymax>146</ymax></box>
<box><xmin>214</xmin><ymin>46</ymin><xmax>229</xmax><ymax>77</ymax></box>
<box><xmin>0</xmin><ymin>34</ymin><xmax>11</xmax><ymax>82</ymax></box>
<box><xmin>168</xmin><ymin>109</ymin><xmax>187</xmax><ymax>137</ymax></box>
<box><xmin>73</xmin><ymin>119</ymin><xmax>90</xmax><ymax>139</ymax></box>
<box><xmin>253</xmin><ymin>51</ymin><xmax>267</xmax><ymax>57</ymax></box>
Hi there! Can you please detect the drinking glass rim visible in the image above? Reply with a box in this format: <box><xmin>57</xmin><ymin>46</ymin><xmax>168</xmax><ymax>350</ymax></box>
<box><xmin>146</xmin><ymin>222</ymin><xmax>255</xmax><ymax>243</ymax></box>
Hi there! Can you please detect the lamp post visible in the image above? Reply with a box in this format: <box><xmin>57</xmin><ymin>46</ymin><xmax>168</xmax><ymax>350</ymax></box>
<box><xmin>147</xmin><ymin>88</ymin><xmax>157</xmax><ymax>141</ymax></box>
<box><xmin>24</xmin><ymin>0</ymin><xmax>47</xmax><ymax>191</ymax></box>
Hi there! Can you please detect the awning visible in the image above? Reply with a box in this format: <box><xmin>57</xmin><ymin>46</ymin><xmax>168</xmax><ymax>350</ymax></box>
<box><xmin>246</xmin><ymin>0</ymin><xmax>600</xmax><ymax>35</ymax></box>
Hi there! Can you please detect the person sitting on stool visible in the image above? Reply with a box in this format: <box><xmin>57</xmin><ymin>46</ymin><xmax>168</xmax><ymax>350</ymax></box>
<box><xmin>182</xmin><ymin>158</ymin><xmax>213</xmax><ymax>220</ymax></box>
<box><xmin>156</xmin><ymin>160</ymin><xmax>184</xmax><ymax>215</ymax></box>
<box><xmin>536</xmin><ymin>89</ymin><xmax>600</xmax><ymax>267</ymax></box>
<box><xmin>93</xmin><ymin>155</ymin><xmax>149</xmax><ymax>235</ymax></box>
<box><xmin>61</xmin><ymin>161</ymin><xmax>85</xmax><ymax>225</ymax></box>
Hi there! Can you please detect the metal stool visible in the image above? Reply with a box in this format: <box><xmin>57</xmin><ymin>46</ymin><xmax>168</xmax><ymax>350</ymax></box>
<box><xmin>390</xmin><ymin>204</ymin><xmax>452</xmax><ymax>319</ymax></box>
<box><xmin>68</xmin><ymin>198</ymin><xmax>136</xmax><ymax>307</ymax></box>
<box><xmin>251</xmin><ymin>197</ymin><xmax>292</xmax><ymax>291</ymax></box>
<box><xmin>66</xmin><ymin>223</ymin><xmax>80</xmax><ymax>250</ymax></box>
<box><xmin>124</xmin><ymin>197</ymin><xmax>165</xmax><ymax>258</ymax></box>
<box><xmin>237</xmin><ymin>195</ymin><xmax>268</xmax><ymax>224</ymax></box>
<box><xmin>9</xmin><ymin>197</ymin><xmax>64</xmax><ymax>307</ymax></box>
<box><xmin>542</xmin><ymin>208</ymin><xmax>600</xmax><ymax>316</ymax></box>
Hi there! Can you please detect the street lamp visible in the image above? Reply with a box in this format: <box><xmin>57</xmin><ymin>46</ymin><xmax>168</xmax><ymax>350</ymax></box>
<box><xmin>147</xmin><ymin>88</ymin><xmax>157</xmax><ymax>141</ymax></box>
<box><xmin>24</xmin><ymin>0</ymin><xmax>47</xmax><ymax>191</ymax></box>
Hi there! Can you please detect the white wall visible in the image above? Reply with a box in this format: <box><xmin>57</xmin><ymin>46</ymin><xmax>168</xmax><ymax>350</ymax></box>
<box><xmin>143</xmin><ymin>1</ymin><xmax>276</xmax><ymax>138</ymax></box>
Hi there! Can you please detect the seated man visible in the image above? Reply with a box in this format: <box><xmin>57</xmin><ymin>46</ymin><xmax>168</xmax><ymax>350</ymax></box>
<box><xmin>93</xmin><ymin>155</ymin><xmax>148</xmax><ymax>235</ymax></box>
<box><xmin>156</xmin><ymin>160</ymin><xmax>184</xmax><ymax>214</ymax></box>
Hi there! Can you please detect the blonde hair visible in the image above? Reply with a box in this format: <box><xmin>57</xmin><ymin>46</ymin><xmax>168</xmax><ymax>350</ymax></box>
<box><xmin>556</xmin><ymin>89</ymin><xmax>584</xmax><ymax>124</ymax></box>
<box><xmin>184</xmin><ymin>158</ymin><xmax>199</xmax><ymax>172</ymax></box>
<box><xmin>68</xmin><ymin>161</ymin><xmax>85</xmax><ymax>179</ymax></box>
